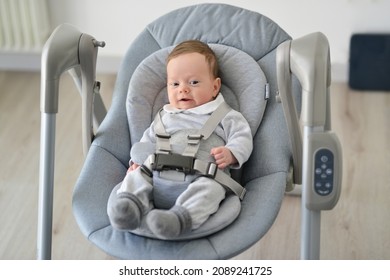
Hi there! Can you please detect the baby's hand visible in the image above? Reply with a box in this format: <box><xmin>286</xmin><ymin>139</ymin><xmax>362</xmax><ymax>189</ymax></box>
<box><xmin>127</xmin><ymin>163</ymin><xmax>140</xmax><ymax>174</ymax></box>
<box><xmin>210</xmin><ymin>146</ymin><xmax>237</xmax><ymax>169</ymax></box>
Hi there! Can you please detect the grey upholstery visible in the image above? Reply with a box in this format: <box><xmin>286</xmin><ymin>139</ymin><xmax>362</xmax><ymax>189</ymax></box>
<box><xmin>73</xmin><ymin>3</ymin><xmax>299</xmax><ymax>259</ymax></box>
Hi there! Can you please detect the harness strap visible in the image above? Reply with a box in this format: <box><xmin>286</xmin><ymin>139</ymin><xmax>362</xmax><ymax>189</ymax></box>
<box><xmin>182</xmin><ymin>101</ymin><xmax>231</xmax><ymax>157</ymax></box>
<box><xmin>154</xmin><ymin>109</ymin><xmax>172</xmax><ymax>154</ymax></box>
<box><xmin>192</xmin><ymin>159</ymin><xmax>246</xmax><ymax>200</ymax></box>
<box><xmin>198</xmin><ymin>101</ymin><xmax>231</xmax><ymax>139</ymax></box>
<box><xmin>141</xmin><ymin>154</ymin><xmax>246</xmax><ymax>200</ymax></box>
<box><xmin>154</xmin><ymin>101</ymin><xmax>232</xmax><ymax>157</ymax></box>
<box><xmin>143</xmin><ymin>100</ymin><xmax>246</xmax><ymax>200</ymax></box>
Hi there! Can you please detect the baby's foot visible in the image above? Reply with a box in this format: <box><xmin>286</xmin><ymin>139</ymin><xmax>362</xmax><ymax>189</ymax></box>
<box><xmin>107</xmin><ymin>193</ymin><xmax>142</xmax><ymax>230</ymax></box>
<box><xmin>146</xmin><ymin>206</ymin><xmax>191</xmax><ymax>239</ymax></box>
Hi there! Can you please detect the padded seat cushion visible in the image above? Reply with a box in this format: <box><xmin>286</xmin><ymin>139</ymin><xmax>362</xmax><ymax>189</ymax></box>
<box><xmin>121</xmin><ymin>44</ymin><xmax>268</xmax><ymax>239</ymax></box>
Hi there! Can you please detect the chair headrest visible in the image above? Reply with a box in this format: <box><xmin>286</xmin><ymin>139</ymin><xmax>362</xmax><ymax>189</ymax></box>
<box><xmin>146</xmin><ymin>3</ymin><xmax>289</xmax><ymax>61</ymax></box>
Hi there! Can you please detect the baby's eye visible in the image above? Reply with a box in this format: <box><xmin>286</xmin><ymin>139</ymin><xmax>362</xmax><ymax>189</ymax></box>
<box><xmin>189</xmin><ymin>80</ymin><xmax>199</xmax><ymax>86</ymax></box>
<box><xmin>169</xmin><ymin>82</ymin><xmax>179</xmax><ymax>87</ymax></box>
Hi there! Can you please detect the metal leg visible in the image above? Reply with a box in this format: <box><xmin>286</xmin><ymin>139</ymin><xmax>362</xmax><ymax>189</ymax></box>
<box><xmin>301</xmin><ymin>203</ymin><xmax>321</xmax><ymax>259</ymax></box>
<box><xmin>276</xmin><ymin>33</ymin><xmax>340</xmax><ymax>260</ymax></box>
<box><xmin>37</xmin><ymin>24</ymin><xmax>104</xmax><ymax>259</ymax></box>
<box><xmin>301</xmin><ymin>126</ymin><xmax>321</xmax><ymax>260</ymax></box>
<box><xmin>37</xmin><ymin>113</ymin><xmax>56</xmax><ymax>260</ymax></box>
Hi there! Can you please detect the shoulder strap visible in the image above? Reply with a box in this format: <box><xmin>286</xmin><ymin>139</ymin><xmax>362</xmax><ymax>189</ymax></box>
<box><xmin>154</xmin><ymin>101</ymin><xmax>232</xmax><ymax>157</ymax></box>
<box><xmin>154</xmin><ymin>109</ymin><xmax>172</xmax><ymax>154</ymax></box>
<box><xmin>199</xmin><ymin>101</ymin><xmax>231</xmax><ymax>140</ymax></box>
<box><xmin>182</xmin><ymin>101</ymin><xmax>231</xmax><ymax>157</ymax></box>
<box><xmin>144</xmin><ymin>102</ymin><xmax>245</xmax><ymax>200</ymax></box>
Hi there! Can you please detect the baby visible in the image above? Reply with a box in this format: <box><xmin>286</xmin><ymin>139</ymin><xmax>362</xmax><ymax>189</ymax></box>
<box><xmin>108</xmin><ymin>40</ymin><xmax>253</xmax><ymax>239</ymax></box>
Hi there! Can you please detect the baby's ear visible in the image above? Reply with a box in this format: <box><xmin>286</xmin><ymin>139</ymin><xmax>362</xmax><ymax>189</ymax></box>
<box><xmin>213</xmin><ymin>77</ymin><xmax>221</xmax><ymax>94</ymax></box>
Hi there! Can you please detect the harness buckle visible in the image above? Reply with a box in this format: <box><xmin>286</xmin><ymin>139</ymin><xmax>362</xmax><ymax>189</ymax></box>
<box><xmin>153</xmin><ymin>153</ymin><xmax>195</xmax><ymax>174</ymax></box>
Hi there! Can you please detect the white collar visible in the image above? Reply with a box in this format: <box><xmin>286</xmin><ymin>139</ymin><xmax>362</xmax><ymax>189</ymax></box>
<box><xmin>163</xmin><ymin>94</ymin><xmax>225</xmax><ymax>115</ymax></box>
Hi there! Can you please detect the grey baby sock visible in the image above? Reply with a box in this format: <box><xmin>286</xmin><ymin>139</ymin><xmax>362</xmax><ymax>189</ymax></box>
<box><xmin>146</xmin><ymin>205</ymin><xmax>192</xmax><ymax>239</ymax></box>
<box><xmin>107</xmin><ymin>192</ymin><xmax>142</xmax><ymax>230</ymax></box>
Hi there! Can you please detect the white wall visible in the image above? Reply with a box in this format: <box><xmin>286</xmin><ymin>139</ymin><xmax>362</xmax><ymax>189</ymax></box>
<box><xmin>46</xmin><ymin>0</ymin><xmax>390</xmax><ymax>81</ymax></box>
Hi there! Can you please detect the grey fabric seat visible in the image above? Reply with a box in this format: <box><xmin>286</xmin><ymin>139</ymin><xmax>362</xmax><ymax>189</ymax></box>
<box><xmin>72</xmin><ymin>3</ymin><xmax>299</xmax><ymax>259</ymax></box>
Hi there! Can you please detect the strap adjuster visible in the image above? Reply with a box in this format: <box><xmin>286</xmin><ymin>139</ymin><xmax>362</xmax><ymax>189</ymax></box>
<box><xmin>187</xmin><ymin>134</ymin><xmax>203</xmax><ymax>140</ymax></box>
<box><xmin>156</xmin><ymin>133</ymin><xmax>171</xmax><ymax>139</ymax></box>
<box><xmin>239</xmin><ymin>188</ymin><xmax>246</xmax><ymax>200</ymax></box>
<box><xmin>206</xmin><ymin>162</ymin><xmax>218</xmax><ymax>178</ymax></box>
<box><xmin>140</xmin><ymin>164</ymin><xmax>153</xmax><ymax>177</ymax></box>
<box><xmin>187</xmin><ymin>134</ymin><xmax>204</xmax><ymax>145</ymax></box>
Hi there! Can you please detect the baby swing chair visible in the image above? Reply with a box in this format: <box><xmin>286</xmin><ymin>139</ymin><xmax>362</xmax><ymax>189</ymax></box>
<box><xmin>38</xmin><ymin>3</ymin><xmax>342</xmax><ymax>260</ymax></box>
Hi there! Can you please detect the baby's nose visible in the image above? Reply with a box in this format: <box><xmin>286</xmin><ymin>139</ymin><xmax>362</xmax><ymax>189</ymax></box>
<box><xmin>179</xmin><ymin>85</ymin><xmax>190</xmax><ymax>93</ymax></box>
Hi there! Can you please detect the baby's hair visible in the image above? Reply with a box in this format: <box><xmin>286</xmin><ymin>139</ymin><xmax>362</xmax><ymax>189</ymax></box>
<box><xmin>167</xmin><ymin>40</ymin><xmax>219</xmax><ymax>78</ymax></box>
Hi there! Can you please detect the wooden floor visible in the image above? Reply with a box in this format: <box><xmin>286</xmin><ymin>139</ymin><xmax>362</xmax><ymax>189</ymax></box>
<box><xmin>0</xmin><ymin>71</ymin><xmax>389</xmax><ymax>260</ymax></box>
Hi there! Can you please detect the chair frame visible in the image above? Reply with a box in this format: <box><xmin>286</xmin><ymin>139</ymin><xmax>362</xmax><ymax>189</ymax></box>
<box><xmin>38</xmin><ymin>5</ymin><xmax>342</xmax><ymax>260</ymax></box>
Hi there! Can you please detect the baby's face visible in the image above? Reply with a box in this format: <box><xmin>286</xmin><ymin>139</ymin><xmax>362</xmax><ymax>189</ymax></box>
<box><xmin>167</xmin><ymin>52</ymin><xmax>221</xmax><ymax>109</ymax></box>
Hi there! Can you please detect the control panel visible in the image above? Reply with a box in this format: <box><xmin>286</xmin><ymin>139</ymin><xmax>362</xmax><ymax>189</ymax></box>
<box><xmin>305</xmin><ymin>131</ymin><xmax>342</xmax><ymax>210</ymax></box>
<box><xmin>314</xmin><ymin>149</ymin><xmax>334</xmax><ymax>196</ymax></box>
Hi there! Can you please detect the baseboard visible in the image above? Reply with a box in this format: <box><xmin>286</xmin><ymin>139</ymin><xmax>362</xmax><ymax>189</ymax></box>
<box><xmin>0</xmin><ymin>51</ymin><xmax>122</xmax><ymax>74</ymax></box>
<box><xmin>0</xmin><ymin>51</ymin><xmax>42</xmax><ymax>71</ymax></box>
<box><xmin>331</xmin><ymin>62</ymin><xmax>348</xmax><ymax>83</ymax></box>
